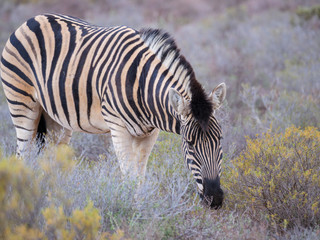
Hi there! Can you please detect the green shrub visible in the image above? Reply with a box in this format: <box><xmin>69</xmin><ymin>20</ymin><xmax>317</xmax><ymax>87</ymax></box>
<box><xmin>224</xmin><ymin>126</ymin><xmax>320</xmax><ymax>231</ymax></box>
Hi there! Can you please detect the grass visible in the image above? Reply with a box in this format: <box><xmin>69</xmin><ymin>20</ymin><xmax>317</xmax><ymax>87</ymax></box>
<box><xmin>1</xmin><ymin>130</ymin><xmax>319</xmax><ymax>239</ymax></box>
<box><xmin>0</xmin><ymin>136</ymin><xmax>268</xmax><ymax>239</ymax></box>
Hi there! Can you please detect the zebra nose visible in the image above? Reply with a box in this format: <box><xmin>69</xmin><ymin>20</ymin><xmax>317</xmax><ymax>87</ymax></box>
<box><xmin>207</xmin><ymin>191</ymin><xmax>224</xmax><ymax>209</ymax></box>
<box><xmin>202</xmin><ymin>177</ymin><xmax>224</xmax><ymax>209</ymax></box>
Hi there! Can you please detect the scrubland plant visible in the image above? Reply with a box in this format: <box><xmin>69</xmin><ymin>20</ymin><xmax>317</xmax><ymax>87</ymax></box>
<box><xmin>0</xmin><ymin>133</ymin><xmax>199</xmax><ymax>239</ymax></box>
<box><xmin>0</xmin><ymin>145</ymin><xmax>128</xmax><ymax>239</ymax></box>
<box><xmin>0</xmin><ymin>154</ymin><xmax>44</xmax><ymax>239</ymax></box>
<box><xmin>224</xmin><ymin>126</ymin><xmax>320</xmax><ymax>232</ymax></box>
<box><xmin>43</xmin><ymin>201</ymin><xmax>105</xmax><ymax>240</ymax></box>
<box><xmin>0</xmin><ymin>132</ymin><xmax>274</xmax><ymax>240</ymax></box>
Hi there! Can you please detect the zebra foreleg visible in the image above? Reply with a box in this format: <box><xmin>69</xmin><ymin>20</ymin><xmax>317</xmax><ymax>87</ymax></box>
<box><xmin>109</xmin><ymin>123</ymin><xmax>159</xmax><ymax>181</ymax></box>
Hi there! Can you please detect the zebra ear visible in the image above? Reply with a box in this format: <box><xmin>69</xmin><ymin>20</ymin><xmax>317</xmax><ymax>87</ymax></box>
<box><xmin>209</xmin><ymin>83</ymin><xmax>226</xmax><ymax>110</ymax></box>
<box><xmin>169</xmin><ymin>89</ymin><xmax>189</xmax><ymax>116</ymax></box>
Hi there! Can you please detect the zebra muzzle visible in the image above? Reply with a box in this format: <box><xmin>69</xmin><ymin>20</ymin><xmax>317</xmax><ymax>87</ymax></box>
<box><xmin>202</xmin><ymin>177</ymin><xmax>224</xmax><ymax>209</ymax></box>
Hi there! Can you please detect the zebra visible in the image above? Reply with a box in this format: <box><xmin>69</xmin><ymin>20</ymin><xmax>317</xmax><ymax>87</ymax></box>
<box><xmin>0</xmin><ymin>14</ymin><xmax>226</xmax><ymax>209</ymax></box>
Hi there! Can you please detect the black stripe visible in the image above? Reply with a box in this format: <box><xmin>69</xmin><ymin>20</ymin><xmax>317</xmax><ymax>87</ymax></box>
<box><xmin>1</xmin><ymin>57</ymin><xmax>34</xmax><ymax>86</ymax></box>
<box><xmin>80</xmin><ymin>27</ymin><xmax>103</xmax><ymax>45</ymax></box>
<box><xmin>1</xmin><ymin>79</ymin><xmax>35</xmax><ymax>102</ymax></box>
<box><xmin>162</xmin><ymin>75</ymin><xmax>178</xmax><ymax>131</ymax></box>
<box><xmin>147</xmin><ymin>62</ymin><xmax>162</xmax><ymax>127</ymax></box>
<box><xmin>97</xmin><ymin>28</ymin><xmax>130</xmax><ymax>97</ymax></box>
<box><xmin>72</xmin><ymin>31</ymin><xmax>107</xmax><ymax>131</ymax></box>
<box><xmin>138</xmin><ymin>54</ymin><xmax>155</xmax><ymax>120</ymax></box>
<box><xmin>106</xmin><ymin>35</ymin><xmax>140</xmax><ymax>134</ymax></box>
<box><xmin>91</xmin><ymin>28</ymin><xmax>117</xmax><ymax>70</ymax></box>
<box><xmin>26</xmin><ymin>17</ymin><xmax>47</xmax><ymax>84</ymax></box>
<box><xmin>119</xmin><ymin>45</ymin><xmax>149</xmax><ymax>133</ymax></box>
<box><xmin>17</xmin><ymin>138</ymin><xmax>29</xmax><ymax>142</ymax></box>
<box><xmin>47</xmin><ymin>16</ymin><xmax>62</xmax><ymax>116</ymax></box>
<box><xmin>10</xmin><ymin>113</ymin><xmax>33</xmax><ymax>119</ymax></box>
<box><xmin>14</xmin><ymin>124</ymin><xmax>33</xmax><ymax>131</ymax></box>
<box><xmin>9</xmin><ymin>32</ymin><xmax>46</xmax><ymax>109</ymax></box>
<box><xmin>154</xmin><ymin>69</ymin><xmax>170</xmax><ymax>130</ymax></box>
<box><xmin>6</xmin><ymin>98</ymin><xmax>33</xmax><ymax>110</ymax></box>
<box><xmin>86</xmin><ymin>30</ymin><xmax>113</xmax><ymax>125</ymax></box>
<box><xmin>104</xmin><ymin>120</ymin><xmax>125</xmax><ymax>129</ymax></box>
<box><xmin>52</xmin><ymin>13</ymin><xmax>92</xmax><ymax>26</ymax></box>
<box><xmin>101</xmin><ymin>107</ymin><xmax>118</xmax><ymax>119</ymax></box>
<box><xmin>124</xmin><ymin>47</ymin><xmax>149</xmax><ymax>123</ymax></box>
<box><xmin>58</xmin><ymin>20</ymin><xmax>77</xmax><ymax>126</ymax></box>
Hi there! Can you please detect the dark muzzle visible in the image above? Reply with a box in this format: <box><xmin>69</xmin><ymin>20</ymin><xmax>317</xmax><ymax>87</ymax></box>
<box><xmin>201</xmin><ymin>178</ymin><xmax>224</xmax><ymax>209</ymax></box>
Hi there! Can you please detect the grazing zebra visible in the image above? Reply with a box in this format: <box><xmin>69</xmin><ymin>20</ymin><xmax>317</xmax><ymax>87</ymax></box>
<box><xmin>0</xmin><ymin>14</ymin><xmax>226</xmax><ymax>209</ymax></box>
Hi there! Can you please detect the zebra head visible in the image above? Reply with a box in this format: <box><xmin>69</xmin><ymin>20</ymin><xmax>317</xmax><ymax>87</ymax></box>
<box><xmin>169</xmin><ymin>82</ymin><xmax>226</xmax><ymax>209</ymax></box>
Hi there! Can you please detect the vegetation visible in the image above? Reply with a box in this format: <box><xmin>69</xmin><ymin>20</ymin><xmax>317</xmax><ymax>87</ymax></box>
<box><xmin>0</xmin><ymin>0</ymin><xmax>320</xmax><ymax>239</ymax></box>
<box><xmin>224</xmin><ymin>126</ymin><xmax>320</xmax><ymax>231</ymax></box>
<box><xmin>296</xmin><ymin>5</ymin><xmax>320</xmax><ymax>21</ymax></box>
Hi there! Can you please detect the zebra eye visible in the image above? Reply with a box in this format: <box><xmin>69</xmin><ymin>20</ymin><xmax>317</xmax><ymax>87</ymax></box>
<box><xmin>185</xmin><ymin>139</ymin><xmax>194</xmax><ymax>147</ymax></box>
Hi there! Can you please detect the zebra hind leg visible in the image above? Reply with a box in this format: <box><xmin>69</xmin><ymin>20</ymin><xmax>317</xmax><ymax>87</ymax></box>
<box><xmin>9</xmin><ymin>101</ymin><xmax>72</xmax><ymax>156</ymax></box>
<box><xmin>17</xmin><ymin>109</ymin><xmax>73</xmax><ymax>156</ymax></box>
<box><xmin>36</xmin><ymin>113</ymin><xmax>47</xmax><ymax>152</ymax></box>
<box><xmin>35</xmin><ymin>111</ymin><xmax>73</xmax><ymax>151</ymax></box>
<box><xmin>7</xmin><ymin>101</ymin><xmax>44</xmax><ymax>157</ymax></box>
<box><xmin>42</xmin><ymin>111</ymin><xmax>72</xmax><ymax>145</ymax></box>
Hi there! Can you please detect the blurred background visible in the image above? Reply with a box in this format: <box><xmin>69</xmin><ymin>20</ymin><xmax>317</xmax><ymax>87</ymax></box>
<box><xmin>0</xmin><ymin>1</ymin><xmax>320</xmax><ymax>239</ymax></box>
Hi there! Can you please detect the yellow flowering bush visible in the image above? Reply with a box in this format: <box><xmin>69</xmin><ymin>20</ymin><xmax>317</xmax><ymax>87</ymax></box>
<box><xmin>224</xmin><ymin>126</ymin><xmax>320</xmax><ymax>231</ymax></box>
<box><xmin>43</xmin><ymin>201</ymin><xmax>103</xmax><ymax>240</ymax></box>
<box><xmin>0</xmin><ymin>155</ymin><xmax>42</xmax><ymax>239</ymax></box>
<box><xmin>0</xmin><ymin>146</ymin><xmax>128</xmax><ymax>239</ymax></box>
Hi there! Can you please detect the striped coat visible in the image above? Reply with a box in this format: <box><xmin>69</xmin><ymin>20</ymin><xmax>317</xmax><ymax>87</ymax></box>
<box><xmin>0</xmin><ymin>14</ymin><xmax>226</xmax><ymax>209</ymax></box>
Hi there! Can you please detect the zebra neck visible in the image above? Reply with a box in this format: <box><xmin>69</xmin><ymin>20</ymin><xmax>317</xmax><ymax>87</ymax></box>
<box><xmin>137</xmin><ymin>55</ymin><xmax>192</xmax><ymax>135</ymax></box>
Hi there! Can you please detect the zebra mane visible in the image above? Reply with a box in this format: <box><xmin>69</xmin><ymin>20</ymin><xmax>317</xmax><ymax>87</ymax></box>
<box><xmin>139</xmin><ymin>28</ymin><xmax>213</xmax><ymax>130</ymax></box>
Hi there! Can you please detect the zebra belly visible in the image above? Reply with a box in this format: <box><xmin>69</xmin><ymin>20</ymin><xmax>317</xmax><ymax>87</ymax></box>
<box><xmin>43</xmin><ymin>106</ymin><xmax>110</xmax><ymax>134</ymax></box>
<box><xmin>38</xmin><ymin>88</ymin><xmax>110</xmax><ymax>134</ymax></box>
